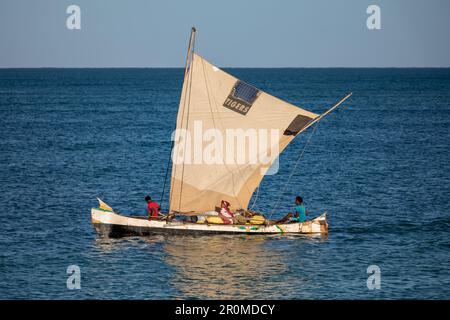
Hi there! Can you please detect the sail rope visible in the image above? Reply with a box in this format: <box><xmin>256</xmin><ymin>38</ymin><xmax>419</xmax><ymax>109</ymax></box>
<box><xmin>249</xmin><ymin>186</ymin><xmax>259</xmax><ymax>211</ymax></box>
<box><xmin>267</xmin><ymin>121</ymin><xmax>320</xmax><ymax>219</ymax></box>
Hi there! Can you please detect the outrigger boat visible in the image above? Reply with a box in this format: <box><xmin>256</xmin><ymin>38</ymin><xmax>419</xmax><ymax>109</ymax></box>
<box><xmin>91</xmin><ymin>27</ymin><xmax>352</xmax><ymax>237</ymax></box>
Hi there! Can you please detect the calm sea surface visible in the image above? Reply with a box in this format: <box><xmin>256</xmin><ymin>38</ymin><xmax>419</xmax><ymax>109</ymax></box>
<box><xmin>0</xmin><ymin>68</ymin><xmax>449</xmax><ymax>299</ymax></box>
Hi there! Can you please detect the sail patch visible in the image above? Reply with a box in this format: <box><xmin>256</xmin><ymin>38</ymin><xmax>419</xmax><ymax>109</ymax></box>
<box><xmin>223</xmin><ymin>81</ymin><xmax>260</xmax><ymax>115</ymax></box>
<box><xmin>283</xmin><ymin>115</ymin><xmax>312</xmax><ymax>135</ymax></box>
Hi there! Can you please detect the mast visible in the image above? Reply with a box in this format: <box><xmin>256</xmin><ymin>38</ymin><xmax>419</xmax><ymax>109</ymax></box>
<box><xmin>184</xmin><ymin>27</ymin><xmax>196</xmax><ymax>77</ymax></box>
<box><xmin>168</xmin><ymin>27</ymin><xmax>196</xmax><ymax>212</ymax></box>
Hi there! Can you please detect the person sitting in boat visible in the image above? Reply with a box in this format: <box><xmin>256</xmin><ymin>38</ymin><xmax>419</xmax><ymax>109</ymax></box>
<box><xmin>145</xmin><ymin>195</ymin><xmax>161</xmax><ymax>219</ymax></box>
<box><xmin>276</xmin><ymin>196</ymin><xmax>308</xmax><ymax>223</ymax></box>
<box><xmin>290</xmin><ymin>196</ymin><xmax>308</xmax><ymax>222</ymax></box>
<box><xmin>218</xmin><ymin>200</ymin><xmax>234</xmax><ymax>224</ymax></box>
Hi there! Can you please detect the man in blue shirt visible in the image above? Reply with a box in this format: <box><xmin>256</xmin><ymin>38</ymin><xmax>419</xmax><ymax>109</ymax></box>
<box><xmin>275</xmin><ymin>196</ymin><xmax>308</xmax><ymax>224</ymax></box>
<box><xmin>290</xmin><ymin>196</ymin><xmax>307</xmax><ymax>222</ymax></box>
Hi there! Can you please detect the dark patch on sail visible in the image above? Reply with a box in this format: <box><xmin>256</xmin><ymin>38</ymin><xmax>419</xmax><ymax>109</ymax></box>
<box><xmin>223</xmin><ymin>81</ymin><xmax>260</xmax><ymax>115</ymax></box>
<box><xmin>283</xmin><ymin>115</ymin><xmax>312</xmax><ymax>135</ymax></box>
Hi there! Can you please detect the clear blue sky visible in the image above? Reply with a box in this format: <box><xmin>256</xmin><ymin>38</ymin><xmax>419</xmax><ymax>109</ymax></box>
<box><xmin>1</xmin><ymin>0</ymin><xmax>449</xmax><ymax>67</ymax></box>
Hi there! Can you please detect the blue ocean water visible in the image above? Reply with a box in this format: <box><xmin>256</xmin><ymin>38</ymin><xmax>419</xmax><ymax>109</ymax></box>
<box><xmin>0</xmin><ymin>68</ymin><xmax>449</xmax><ymax>299</ymax></box>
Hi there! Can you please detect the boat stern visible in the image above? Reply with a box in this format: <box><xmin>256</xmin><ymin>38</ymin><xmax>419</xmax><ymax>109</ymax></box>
<box><xmin>299</xmin><ymin>212</ymin><xmax>328</xmax><ymax>234</ymax></box>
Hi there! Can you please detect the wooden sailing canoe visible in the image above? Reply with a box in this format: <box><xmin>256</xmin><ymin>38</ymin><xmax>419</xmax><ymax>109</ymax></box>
<box><xmin>91</xmin><ymin>202</ymin><xmax>328</xmax><ymax>238</ymax></box>
<box><xmin>90</xmin><ymin>27</ymin><xmax>349</xmax><ymax>238</ymax></box>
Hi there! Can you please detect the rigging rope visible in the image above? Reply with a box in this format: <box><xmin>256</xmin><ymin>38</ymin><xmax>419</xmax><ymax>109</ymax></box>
<box><xmin>249</xmin><ymin>186</ymin><xmax>260</xmax><ymax>211</ymax></box>
<box><xmin>268</xmin><ymin>121</ymin><xmax>320</xmax><ymax>219</ymax></box>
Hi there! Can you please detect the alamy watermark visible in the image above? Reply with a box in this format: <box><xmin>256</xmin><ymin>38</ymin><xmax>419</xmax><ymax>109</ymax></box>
<box><xmin>172</xmin><ymin>121</ymin><xmax>280</xmax><ymax>175</ymax></box>
<box><xmin>65</xmin><ymin>5</ymin><xmax>380</xmax><ymax>31</ymax></box>
<box><xmin>367</xmin><ymin>265</ymin><xmax>381</xmax><ymax>290</ymax></box>
<box><xmin>67</xmin><ymin>265</ymin><xmax>81</xmax><ymax>290</ymax></box>
<box><xmin>366</xmin><ymin>5</ymin><xmax>381</xmax><ymax>30</ymax></box>
<box><xmin>66</xmin><ymin>5</ymin><xmax>81</xmax><ymax>30</ymax></box>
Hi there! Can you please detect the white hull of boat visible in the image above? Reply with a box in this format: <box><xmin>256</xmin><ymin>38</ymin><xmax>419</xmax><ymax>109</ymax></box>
<box><xmin>91</xmin><ymin>208</ymin><xmax>328</xmax><ymax>237</ymax></box>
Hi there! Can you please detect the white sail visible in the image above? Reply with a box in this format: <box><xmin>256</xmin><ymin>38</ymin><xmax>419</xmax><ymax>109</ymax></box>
<box><xmin>169</xmin><ymin>48</ymin><xmax>318</xmax><ymax>213</ymax></box>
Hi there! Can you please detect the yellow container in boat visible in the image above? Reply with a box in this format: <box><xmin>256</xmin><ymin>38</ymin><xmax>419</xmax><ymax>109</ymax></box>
<box><xmin>249</xmin><ymin>215</ymin><xmax>265</xmax><ymax>225</ymax></box>
<box><xmin>206</xmin><ymin>216</ymin><xmax>224</xmax><ymax>224</ymax></box>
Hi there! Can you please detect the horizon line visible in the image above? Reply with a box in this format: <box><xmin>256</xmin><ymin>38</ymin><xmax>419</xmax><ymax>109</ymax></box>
<box><xmin>1</xmin><ymin>66</ymin><xmax>450</xmax><ymax>69</ymax></box>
